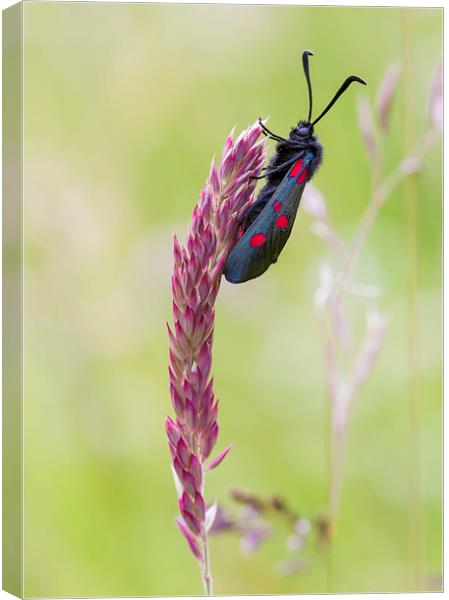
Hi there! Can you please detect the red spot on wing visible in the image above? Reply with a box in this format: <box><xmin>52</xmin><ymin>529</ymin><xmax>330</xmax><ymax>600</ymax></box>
<box><xmin>296</xmin><ymin>167</ymin><xmax>308</xmax><ymax>185</ymax></box>
<box><xmin>273</xmin><ymin>201</ymin><xmax>282</xmax><ymax>213</ymax></box>
<box><xmin>250</xmin><ymin>233</ymin><xmax>267</xmax><ymax>247</ymax></box>
<box><xmin>290</xmin><ymin>159</ymin><xmax>303</xmax><ymax>177</ymax></box>
<box><xmin>276</xmin><ymin>215</ymin><xmax>289</xmax><ymax>229</ymax></box>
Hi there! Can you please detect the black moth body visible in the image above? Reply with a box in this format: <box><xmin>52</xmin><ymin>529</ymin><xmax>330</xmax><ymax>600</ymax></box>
<box><xmin>223</xmin><ymin>50</ymin><xmax>366</xmax><ymax>284</ymax></box>
<box><xmin>224</xmin><ymin>125</ymin><xmax>322</xmax><ymax>283</ymax></box>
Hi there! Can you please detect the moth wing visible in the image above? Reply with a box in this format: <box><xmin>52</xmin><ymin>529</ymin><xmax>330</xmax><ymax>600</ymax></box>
<box><xmin>224</xmin><ymin>165</ymin><xmax>307</xmax><ymax>283</ymax></box>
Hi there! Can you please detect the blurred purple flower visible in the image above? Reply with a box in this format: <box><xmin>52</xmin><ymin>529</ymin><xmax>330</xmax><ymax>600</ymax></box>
<box><xmin>357</xmin><ymin>95</ymin><xmax>378</xmax><ymax>166</ymax></box>
<box><xmin>302</xmin><ymin>183</ymin><xmax>327</xmax><ymax>220</ymax></box>
<box><xmin>167</xmin><ymin>122</ymin><xmax>266</xmax><ymax>592</ymax></box>
<box><xmin>352</xmin><ymin>310</ymin><xmax>389</xmax><ymax>390</ymax></box>
<box><xmin>207</xmin><ymin>504</ymin><xmax>234</xmax><ymax>534</ymax></box>
<box><xmin>303</xmin><ymin>187</ymin><xmax>346</xmax><ymax>260</ymax></box>
<box><xmin>400</xmin><ymin>156</ymin><xmax>421</xmax><ymax>176</ymax></box>
<box><xmin>294</xmin><ymin>517</ymin><xmax>311</xmax><ymax>536</ymax></box>
<box><xmin>240</xmin><ymin>524</ymin><xmax>272</xmax><ymax>554</ymax></box>
<box><xmin>376</xmin><ymin>62</ymin><xmax>401</xmax><ymax>133</ymax></box>
<box><xmin>276</xmin><ymin>558</ymin><xmax>307</xmax><ymax>577</ymax></box>
<box><xmin>428</xmin><ymin>58</ymin><xmax>442</xmax><ymax>131</ymax></box>
<box><xmin>314</xmin><ymin>263</ymin><xmax>333</xmax><ymax>309</ymax></box>
<box><xmin>286</xmin><ymin>533</ymin><xmax>304</xmax><ymax>553</ymax></box>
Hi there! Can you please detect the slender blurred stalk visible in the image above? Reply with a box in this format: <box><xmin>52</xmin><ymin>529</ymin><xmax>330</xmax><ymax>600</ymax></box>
<box><xmin>316</xmin><ymin>44</ymin><xmax>440</xmax><ymax>591</ymax></box>
<box><xmin>325</xmin><ymin>421</ymin><xmax>346</xmax><ymax>592</ymax></box>
<box><xmin>401</xmin><ymin>9</ymin><xmax>423</xmax><ymax>590</ymax></box>
<box><xmin>201</xmin><ymin>537</ymin><xmax>212</xmax><ymax>595</ymax></box>
<box><xmin>325</xmin><ymin>377</ymin><xmax>334</xmax><ymax>593</ymax></box>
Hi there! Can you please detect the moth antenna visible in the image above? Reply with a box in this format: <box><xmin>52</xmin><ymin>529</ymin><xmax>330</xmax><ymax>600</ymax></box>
<box><xmin>302</xmin><ymin>50</ymin><xmax>314</xmax><ymax>123</ymax></box>
<box><xmin>311</xmin><ymin>75</ymin><xmax>367</xmax><ymax>127</ymax></box>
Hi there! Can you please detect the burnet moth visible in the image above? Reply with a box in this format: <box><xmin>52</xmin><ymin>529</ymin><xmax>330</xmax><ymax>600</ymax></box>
<box><xmin>224</xmin><ymin>50</ymin><xmax>366</xmax><ymax>284</ymax></box>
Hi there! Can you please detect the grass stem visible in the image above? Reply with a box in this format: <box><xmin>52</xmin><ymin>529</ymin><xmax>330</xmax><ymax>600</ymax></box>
<box><xmin>201</xmin><ymin>534</ymin><xmax>213</xmax><ymax>595</ymax></box>
<box><xmin>401</xmin><ymin>8</ymin><xmax>423</xmax><ymax>591</ymax></box>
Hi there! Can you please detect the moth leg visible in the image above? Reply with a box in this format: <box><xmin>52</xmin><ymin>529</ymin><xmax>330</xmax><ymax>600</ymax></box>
<box><xmin>250</xmin><ymin>166</ymin><xmax>272</xmax><ymax>181</ymax></box>
<box><xmin>250</xmin><ymin>153</ymin><xmax>304</xmax><ymax>181</ymax></box>
<box><xmin>240</xmin><ymin>196</ymin><xmax>269</xmax><ymax>227</ymax></box>
<box><xmin>258</xmin><ymin>120</ymin><xmax>308</xmax><ymax>150</ymax></box>
<box><xmin>261</xmin><ymin>131</ymin><xmax>288</xmax><ymax>144</ymax></box>
<box><xmin>263</xmin><ymin>155</ymin><xmax>304</xmax><ymax>177</ymax></box>
<box><xmin>258</xmin><ymin>118</ymin><xmax>290</xmax><ymax>143</ymax></box>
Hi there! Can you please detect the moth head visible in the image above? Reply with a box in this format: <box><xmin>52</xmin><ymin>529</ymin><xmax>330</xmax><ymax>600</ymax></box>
<box><xmin>297</xmin><ymin>120</ymin><xmax>314</xmax><ymax>138</ymax></box>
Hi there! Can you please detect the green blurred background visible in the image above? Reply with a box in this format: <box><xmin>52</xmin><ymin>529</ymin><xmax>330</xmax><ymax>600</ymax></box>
<box><xmin>23</xmin><ymin>3</ymin><xmax>441</xmax><ymax>596</ymax></box>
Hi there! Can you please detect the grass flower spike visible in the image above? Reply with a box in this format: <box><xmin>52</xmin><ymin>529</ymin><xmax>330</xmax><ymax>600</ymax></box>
<box><xmin>167</xmin><ymin>122</ymin><xmax>266</xmax><ymax>594</ymax></box>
